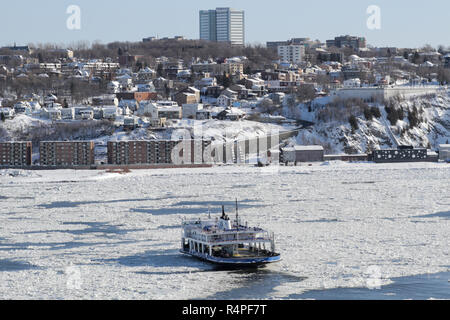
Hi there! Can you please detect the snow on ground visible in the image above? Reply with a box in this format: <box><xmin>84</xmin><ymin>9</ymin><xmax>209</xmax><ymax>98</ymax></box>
<box><xmin>0</xmin><ymin>162</ymin><xmax>449</xmax><ymax>299</ymax></box>
<box><xmin>170</xmin><ymin>119</ymin><xmax>293</xmax><ymax>142</ymax></box>
<box><xmin>282</xmin><ymin>93</ymin><xmax>450</xmax><ymax>154</ymax></box>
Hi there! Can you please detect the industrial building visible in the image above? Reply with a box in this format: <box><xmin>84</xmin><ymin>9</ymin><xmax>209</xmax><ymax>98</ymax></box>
<box><xmin>0</xmin><ymin>142</ymin><xmax>32</xmax><ymax>166</ymax></box>
<box><xmin>281</xmin><ymin>146</ymin><xmax>325</xmax><ymax>164</ymax></box>
<box><xmin>324</xmin><ymin>154</ymin><xmax>369</xmax><ymax>162</ymax></box>
<box><xmin>39</xmin><ymin>141</ymin><xmax>95</xmax><ymax>166</ymax></box>
<box><xmin>370</xmin><ymin>147</ymin><xmax>429</xmax><ymax>163</ymax></box>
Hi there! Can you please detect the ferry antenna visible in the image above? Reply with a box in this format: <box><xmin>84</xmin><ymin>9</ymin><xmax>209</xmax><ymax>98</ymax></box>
<box><xmin>235</xmin><ymin>198</ymin><xmax>239</xmax><ymax>226</ymax></box>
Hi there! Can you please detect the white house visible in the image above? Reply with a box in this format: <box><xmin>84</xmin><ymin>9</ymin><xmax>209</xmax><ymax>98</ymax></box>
<box><xmin>119</xmin><ymin>99</ymin><xmax>139</xmax><ymax>112</ymax></box>
<box><xmin>116</xmin><ymin>74</ymin><xmax>133</xmax><ymax>89</ymax></box>
<box><xmin>102</xmin><ymin>106</ymin><xmax>120</xmax><ymax>120</ymax></box>
<box><xmin>217</xmin><ymin>88</ymin><xmax>238</xmax><ymax>107</ymax></box>
<box><xmin>246</xmin><ymin>77</ymin><xmax>266</xmax><ymax>91</ymax></box>
<box><xmin>217</xmin><ymin>95</ymin><xmax>232</xmax><ymax>108</ymax></box>
<box><xmin>107</xmin><ymin>81</ymin><xmax>121</xmax><ymax>94</ymax></box>
<box><xmin>41</xmin><ymin>108</ymin><xmax>62</xmax><ymax>121</ymax></box>
<box><xmin>137</xmin><ymin>101</ymin><xmax>181</xmax><ymax>119</ymax></box>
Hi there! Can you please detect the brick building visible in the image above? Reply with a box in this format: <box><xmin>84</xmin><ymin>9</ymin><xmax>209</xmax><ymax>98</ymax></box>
<box><xmin>39</xmin><ymin>141</ymin><xmax>95</xmax><ymax>166</ymax></box>
<box><xmin>0</xmin><ymin>142</ymin><xmax>32</xmax><ymax>166</ymax></box>
<box><xmin>107</xmin><ymin>140</ymin><xmax>212</xmax><ymax>165</ymax></box>
<box><xmin>116</xmin><ymin>92</ymin><xmax>158</xmax><ymax>103</ymax></box>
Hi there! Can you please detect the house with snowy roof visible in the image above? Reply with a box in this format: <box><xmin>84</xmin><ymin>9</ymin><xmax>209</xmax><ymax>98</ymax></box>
<box><xmin>116</xmin><ymin>74</ymin><xmax>133</xmax><ymax>89</ymax></box>
<box><xmin>137</xmin><ymin>67</ymin><xmax>156</xmax><ymax>81</ymax></box>
<box><xmin>217</xmin><ymin>88</ymin><xmax>238</xmax><ymax>107</ymax></box>
<box><xmin>215</xmin><ymin>107</ymin><xmax>245</xmax><ymax>121</ymax></box>
<box><xmin>137</xmin><ymin>101</ymin><xmax>181</xmax><ymax>119</ymax></box>
<box><xmin>107</xmin><ymin>81</ymin><xmax>122</xmax><ymax>94</ymax></box>
<box><xmin>41</xmin><ymin>108</ymin><xmax>62</xmax><ymax>121</ymax></box>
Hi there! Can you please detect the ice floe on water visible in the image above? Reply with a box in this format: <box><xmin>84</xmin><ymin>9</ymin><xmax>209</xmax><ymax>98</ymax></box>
<box><xmin>0</xmin><ymin>162</ymin><xmax>449</xmax><ymax>299</ymax></box>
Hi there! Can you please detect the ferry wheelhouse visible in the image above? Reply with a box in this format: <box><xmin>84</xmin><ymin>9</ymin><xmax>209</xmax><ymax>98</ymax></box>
<box><xmin>180</xmin><ymin>203</ymin><xmax>281</xmax><ymax>267</ymax></box>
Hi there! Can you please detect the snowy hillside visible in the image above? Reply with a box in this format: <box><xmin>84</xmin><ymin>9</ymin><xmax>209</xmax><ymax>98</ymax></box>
<box><xmin>282</xmin><ymin>93</ymin><xmax>450</xmax><ymax>154</ymax></box>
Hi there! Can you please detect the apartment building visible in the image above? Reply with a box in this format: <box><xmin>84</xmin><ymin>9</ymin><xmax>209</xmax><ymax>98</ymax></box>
<box><xmin>107</xmin><ymin>140</ymin><xmax>212</xmax><ymax>165</ymax></box>
<box><xmin>39</xmin><ymin>141</ymin><xmax>95</xmax><ymax>166</ymax></box>
<box><xmin>277</xmin><ymin>45</ymin><xmax>305</xmax><ymax>64</ymax></box>
<box><xmin>199</xmin><ymin>7</ymin><xmax>245</xmax><ymax>46</ymax></box>
<box><xmin>191</xmin><ymin>62</ymin><xmax>244</xmax><ymax>76</ymax></box>
<box><xmin>200</xmin><ymin>10</ymin><xmax>217</xmax><ymax>42</ymax></box>
<box><xmin>0</xmin><ymin>142</ymin><xmax>32</xmax><ymax>166</ymax></box>
<box><xmin>326</xmin><ymin>35</ymin><xmax>366</xmax><ymax>50</ymax></box>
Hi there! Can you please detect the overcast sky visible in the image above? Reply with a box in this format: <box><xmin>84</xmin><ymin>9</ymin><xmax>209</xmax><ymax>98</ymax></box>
<box><xmin>1</xmin><ymin>0</ymin><xmax>449</xmax><ymax>48</ymax></box>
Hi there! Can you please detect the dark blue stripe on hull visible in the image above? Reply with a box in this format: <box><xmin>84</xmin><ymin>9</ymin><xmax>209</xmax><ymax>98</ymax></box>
<box><xmin>180</xmin><ymin>250</ymin><xmax>281</xmax><ymax>266</ymax></box>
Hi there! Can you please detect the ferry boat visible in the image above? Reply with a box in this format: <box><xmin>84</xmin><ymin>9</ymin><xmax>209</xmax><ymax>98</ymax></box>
<box><xmin>180</xmin><ymin>202</ymin><xmax>281</xmax><ymax>267</ymax></box>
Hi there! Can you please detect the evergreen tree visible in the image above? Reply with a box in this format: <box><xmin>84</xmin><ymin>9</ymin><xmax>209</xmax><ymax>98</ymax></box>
<box><xmin>364</xmin><ymin>107</ymin><xmax>373</xmax><ymax>121</ymax></box>
<box><xmin>413</xmin><ymin>52</ymin><xmax>421</xmax><ymax>64</ymax></box>
<box><xmin>157</xmin><ymin>64</ymin><xmax>163</xmax><ymax>77</ymax></box>
<box><xmin>370</xmin><ymin>106</ymin><xmax>381</xmax><ymax>118</ymax></box>
<box><xmin>403</xmin><ymin>51</ymin><xmax>409</xmax><ymax>60</ymax></box>
<box><xmin>349</xmin><ymin>115</ymin><xmax>359</xmax><ymax>132</ymax></box>
<box><xmin>408</xmin><ymin>109</ymin><xmax>419</xmax><ymax>128</ymax></box>
<box><xmin>1</xmin><ymin>112</ymin><xmax>5</xmax><ymax>122</ymax></box>
<box><xmin>387</xmin><ymin>108</ymin><xmax>399</xmax><ymax>125</ymax></box>
<box><xmin>397</xmin><ymin>107</ymin><xmax>404</xmax><ymax>120</ymax></box>
<box><xmin>221</xmin><ymin>71</ymin><xmax>232</xmax><ymax>88</ymax></box>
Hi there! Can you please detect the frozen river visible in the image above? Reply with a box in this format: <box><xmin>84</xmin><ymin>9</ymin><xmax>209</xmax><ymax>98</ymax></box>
<box><xmin>0</xmin><ymin>162</ymin><xmax>449</xmax><ymax>299</ymax></box>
